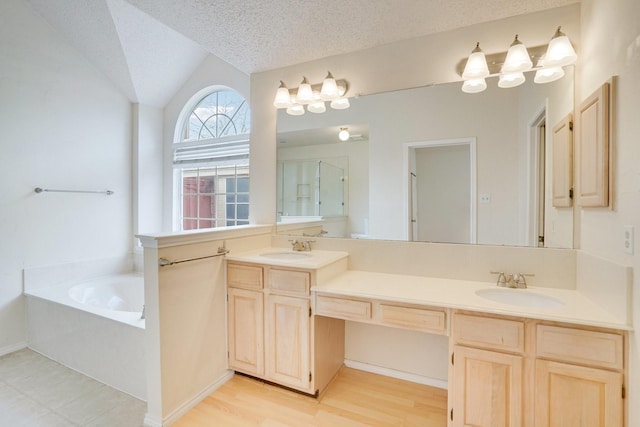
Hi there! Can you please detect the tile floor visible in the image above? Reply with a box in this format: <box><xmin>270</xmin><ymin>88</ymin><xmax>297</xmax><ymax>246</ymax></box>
<box><xmin>0</xmin><ymin>348</ymin><xmax>146</xmax><ymax>426</ymax></box>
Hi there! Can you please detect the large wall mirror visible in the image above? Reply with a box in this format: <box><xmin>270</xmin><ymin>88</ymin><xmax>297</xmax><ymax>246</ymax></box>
<box><xmin>276</xmin><ymin>67</ymin><xmax>574</xmax><ymax>248</ymax></box>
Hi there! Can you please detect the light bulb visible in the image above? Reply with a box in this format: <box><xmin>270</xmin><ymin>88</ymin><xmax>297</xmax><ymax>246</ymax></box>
<box><xmin>320</xmin><ymin>72</ymin><xmax>339</xmax><ymax>100</ymax></box>
<box><xmin>462</xmin><ymin>43</ymin><xmax>490</xmax><ymax>79</ymax></box>
<box><xmin>296</xmin><ymin>77</ymin><xmax>313</xmax><ymax>104</ymax></box>
<box><xmin>338</xmin><ymin>128</ymin><xmax>350</xmax><ymax>141</ymax></box>
<box><xmin>273</xmin><ymin>81</ymin><xmax>291</xmax><ymax>108</ymax></box>
<box><xmin>461</xmin><ymin>78</ymin><xmax>487</xmax><ymax>93</ymax></box>
<box><xmin>501</xmin><ymin>35</ymin><xmax>533</xmax><ymax>74</ymax></box>
<box><xmin>544</xmin><ymin>27</ymin><xmax>577</xmax><ymax>67</ymax></box>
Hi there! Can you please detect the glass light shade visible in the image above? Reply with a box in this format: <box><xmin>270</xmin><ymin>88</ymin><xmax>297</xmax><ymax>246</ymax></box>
<box><xmin>338</xmin><ymin>128</ymin><xmax>350</xmax><ymax>141</ymax></box>
<box><xmin>501</xmin><ymin>36</ymin><xmax>533</xmax><ymax>73</ymax></box>
<box><xmin>296</xmin><ymin>77</ymin><xmax>314</xmax><ymax>104</ymax></box>
<box><xmin>330</xmin><ymin>97</ymin><xmax>350</xmax><ymax>110</ymax></box>
<box><xmin>498</xmin><ymin>72</ymin><xmax>526</xmax><ymax>88</ymax></box>
<box><xmin>320</xmin><ymin>72</ymin><xmax>339</xmax><ymax>100</ymax></box>
<box><xmin>307</xmin><ymin>100</ymin><xmax>326</xmax><ymax>113</ymax></box>
<box><xmin>286</xmin><ymin>104</ymin><xmax>305</xmax><ymax>116</ymax></box>
<box><xmin>534</xmin><ymin>65</ymin><xmax>565</xmax><ymax>84</ymax></box>
<box><xmin>462</xmin><ymin>43</ymin><xmax>490</xmax><ymax>79</ymax></box>
<box><xmin>461</xmin><ymin>78</ymin><xmax>487</xmax><ymax>93</ymax></box>
<box><xmin>544</xmin><ymin>28</ymin><xmax>577</xmax><ymax>67</ymax></box>
<box><xmin>273</xmin><ymin>81</ymin><xmax>291</xmax><ymax>108</ymax></box>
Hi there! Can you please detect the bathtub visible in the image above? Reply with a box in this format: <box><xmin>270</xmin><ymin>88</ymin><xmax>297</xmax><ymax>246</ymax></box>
<box><xmin>25</xmin><ymin>272</ymin><xmax>147</xmax><ymax>399</ymax></box>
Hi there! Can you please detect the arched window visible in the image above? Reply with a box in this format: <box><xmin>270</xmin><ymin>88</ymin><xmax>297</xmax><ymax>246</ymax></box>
<box><xmin>173</xmin><ymin>88</ymin><xmax>250</xmax><ymax>231</ymax></box>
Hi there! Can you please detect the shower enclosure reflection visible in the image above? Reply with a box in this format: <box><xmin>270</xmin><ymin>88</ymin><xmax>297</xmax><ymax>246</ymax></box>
<box><xmin>277</xmin><ymin>159</ymin><xmax>346</xmax><ymax>235</ymax></box>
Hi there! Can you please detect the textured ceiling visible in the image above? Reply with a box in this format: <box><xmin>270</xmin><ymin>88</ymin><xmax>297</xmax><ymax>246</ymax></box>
<box><xmin>25</xmin><ymin>0</ymin><xmax>577</xmax><ymax>106</ymax></box>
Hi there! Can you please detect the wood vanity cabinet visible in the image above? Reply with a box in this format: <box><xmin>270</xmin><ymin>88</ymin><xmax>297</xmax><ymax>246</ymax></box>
<box><xmin>226</xmin><ymin>261</ymin><xmax>344</xmax><ymax>395</ymax></box>
<box><xmin>449</xmin><ymin>311</ymin><xmax>625</xmax><ymax>427</ymax></box>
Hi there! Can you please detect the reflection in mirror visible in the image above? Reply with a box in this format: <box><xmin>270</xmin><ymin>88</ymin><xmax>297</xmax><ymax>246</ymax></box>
<box><xmin>276</xmin><ymin>67</ymin><xmax>574</xmax><ymax>248</ymax></box>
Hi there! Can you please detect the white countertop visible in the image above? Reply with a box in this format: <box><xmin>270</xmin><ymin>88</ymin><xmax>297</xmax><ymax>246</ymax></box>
<box><xmin>226</xmin><ymin>247</ymin><xmax>349</xmax><ymax>269</ymax></box>
<box><xmin>312</xmin><ymin>270</ymin><xmax>631</xmax><ymax>331</ymax></box>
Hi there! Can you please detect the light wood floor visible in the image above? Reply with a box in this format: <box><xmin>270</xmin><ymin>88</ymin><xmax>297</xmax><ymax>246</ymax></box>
<box><xmin>174</xmin><ymin>367</ymin><xmax>448</xmax><ymax>427</ymax></box>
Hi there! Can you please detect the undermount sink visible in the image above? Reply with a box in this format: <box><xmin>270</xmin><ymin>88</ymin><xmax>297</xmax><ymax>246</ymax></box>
<box><xmin>259</xmin><ymin>251</ymin><xmax>312</xmax><ymax>260</ymax></box>
<box><xmin>475</xmin><ymin>288</ymin><xmax>565</xmax><ymax>309</ymax></box>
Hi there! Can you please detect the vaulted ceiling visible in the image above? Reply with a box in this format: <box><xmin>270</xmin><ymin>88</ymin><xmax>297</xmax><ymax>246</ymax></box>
<box><xmin>25</xmin><ymin>0</ymin><xmax>577</xmax><ymax>107</ymax></box>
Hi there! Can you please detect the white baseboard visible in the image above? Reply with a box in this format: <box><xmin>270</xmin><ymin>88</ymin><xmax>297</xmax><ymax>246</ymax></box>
<box><xmin>0</xmin><ymin>342</ymin><xmax>27</xmax><ymax>357</ymax></box>
<box><xmin>144</xmin><ymin>370</ymin><xmax>234</xmax><ymax>427</ymax></box>
<box><xmin>344</xmin><ymin>359</ymin><xmax>448</xmax><ymax>390</ymax></box>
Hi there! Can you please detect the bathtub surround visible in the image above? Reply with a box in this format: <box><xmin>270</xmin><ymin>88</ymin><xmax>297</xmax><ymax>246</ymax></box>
<box><xmin>23</xmin><ymin>257</ymin><xmax>146</xmax><ymax>399</ymax></box>
<box><xmin>26</xmin><ymin>296</ymin><xmax>146</xmax><ymax>400</ymax></box>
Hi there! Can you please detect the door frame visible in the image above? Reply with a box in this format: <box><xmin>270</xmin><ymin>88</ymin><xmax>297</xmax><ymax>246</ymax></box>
<box><xmin>403</xmin><ymin>137</ymin><xmax>477</xmax><ymax>243</ymax></box>
<box><xmin>526</xmin><ymin>104</ymin><xmax>547</xmax><ymax>247</ymax></box>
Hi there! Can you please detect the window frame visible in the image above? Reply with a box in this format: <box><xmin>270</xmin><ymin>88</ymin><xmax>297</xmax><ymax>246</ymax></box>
<box><xmin>172</xmin><ymin>86</ymin><xmax>250</xmax><ymax>231</ymax></box>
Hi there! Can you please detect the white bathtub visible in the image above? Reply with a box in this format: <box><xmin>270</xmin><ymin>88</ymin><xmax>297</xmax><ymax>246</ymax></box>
<box><xmin>25</xmin><ymin>272</ymin><xmax>147</xmax><ymax>399</ymax></box>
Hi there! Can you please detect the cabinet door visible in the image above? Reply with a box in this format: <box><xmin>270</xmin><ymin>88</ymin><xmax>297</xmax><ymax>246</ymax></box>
<box><xmin>452</xmin><ymin>345</ymin><xmax>523</xmax><ymax>427</ymax></box>
<box><xmin>265</xmin><ymin>294</ymin><xmax>310</xmax><ymax>392</ymax></box>
<box><xmin>534</xmin><ymin>359</ymin><xmax>623</xmax><ymax>427</ymax></box>
<box><xmin>227</xmin><ymin>287</ymin><xmax>263</xmax><ymax>376</ymax></box>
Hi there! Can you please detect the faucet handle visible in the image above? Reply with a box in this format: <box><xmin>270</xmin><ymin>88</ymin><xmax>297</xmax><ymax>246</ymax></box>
<box><xmin>512</xmin><ymin>273</ymin><xmax>534</xmax><ymax>288</ymax></box>
<box><xmin>490</xmin><ymin>271</ymin><xmax>508</xmax><ymax>287</ymax></box>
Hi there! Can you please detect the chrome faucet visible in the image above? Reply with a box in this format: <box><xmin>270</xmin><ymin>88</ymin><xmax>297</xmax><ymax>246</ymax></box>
<box><xmin>289</xmin><ymin>239</ymin><xmax>315</xmax><ymax>251</ymax></box>
<box><xmin>491</xmin><ymin>271</ymin><xmax>533</xmax><ymax>288</ymax></box>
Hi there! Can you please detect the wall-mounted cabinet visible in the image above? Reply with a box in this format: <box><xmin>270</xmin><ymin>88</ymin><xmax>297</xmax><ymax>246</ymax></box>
<box><xmin>576</xmin><ymin>79</ymin><xmax>615</xmax><ymax>208</ymax></box>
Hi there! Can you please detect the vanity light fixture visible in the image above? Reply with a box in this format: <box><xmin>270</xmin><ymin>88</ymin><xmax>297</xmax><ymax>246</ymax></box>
<box><xmin>458</xmin><ymin>27</ymin><xmax>576</xmax><ymax>94</ymax></box>
<box><xmin>296</xmin><ymin>77</ymin><xmax>314</xmax><ymax>104</ymax></box>
<box><xmin>534</xmin><ymin>58</ymin><xmax>565</xmax><ymax>84</ymax></box>
<box><xmin>543</xmin><ymin>26</ymin><xmax>577</xmax><ymax>67</ymax></box>
<box><xmin>498</xmin><ymin>72</ymin><xmax>526</xmax><ymax>88</ymax></box>
<box><xmin>307</xmin><ymin>94</ymin><xmax>327</xmax><ymax>113</ymax></box>
<box><xmin>462</xmin><ymin>78</ymin><xmax>488</xmax><ymax>93</ymax></box>
<box><xmin>273</xmin><ymin>81</ymin><xmax>292</xmax><ymax>108</ymax></box>
<box><xmin>273</xmin><ymin>72</ymin><xmax>350</xmax><ymax>115</ymax></box>
<box><xmin>320</xmin><ymin>72</ymin><xmax>340</xmax><ymax>100</ymax></box>
<box><xmin>338</xmin><ymin>128</ymin><xmax>350</xmax><ymax>141</ymax></box>
<box><xmin>286</xmin><ymin>103</ymin><xmax>305</xmax><ymax>116</ymax></box>
<box><xmin>502</xmin><ymin>35</ymin><xmax>533</xmax><ymax>74</ymax></box>
<box><xmin>330</xmin><ymin>97</ymin><xmax>350</xmax><ymax>110</ymax></box>
<box><xmin>462</xmin><ymin>43</ymin><xmax>490</xmax><ymax>80</ymax></box>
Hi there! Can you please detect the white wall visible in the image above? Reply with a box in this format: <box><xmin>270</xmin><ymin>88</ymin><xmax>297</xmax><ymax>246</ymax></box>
<box><xmin>133</xmin><ymin>104</ymin><xmax>164</xmax><ymax>237</ymax></box>
<box><xmin>578</xmin><ymin>0</ymin><xmax>640</xmax><ymax>424</ymax></box>
<box><xmin>0</xmin><ymin>0</ymin><xmax>133</xmax><ymax>354</ymax></box>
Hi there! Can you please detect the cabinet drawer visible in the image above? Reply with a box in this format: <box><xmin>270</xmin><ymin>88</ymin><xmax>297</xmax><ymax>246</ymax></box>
<box><xmin>227</xmin><ymin>263</ymin><xmax>263</xmax><ymax>290</ymax></box>
<box><xmin>454</xmin><ymin>313</ymin><xmax>524</xmax><ymax>353</ymax></box>
<box><xmin>316</xmin><ymin>295</ymin><xmax>371</xmax><ymax>321</ymax></box>
<box><xmin>378</xmin><ymin>304</ymin><xmax>446</xmax><ymax>334</ymax></box>
<box><xmin>269</xmin><ymin>269</ymin><xmax>310</xmax><ymax>295</ymax></box>
<box><xmin>536</xmin><ymin>325</ymin><xmax>623</xmax><ymax>370</ymax></box>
